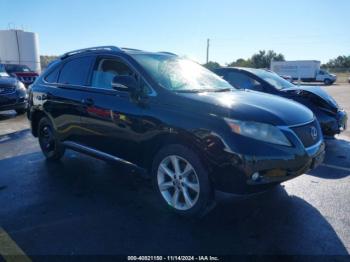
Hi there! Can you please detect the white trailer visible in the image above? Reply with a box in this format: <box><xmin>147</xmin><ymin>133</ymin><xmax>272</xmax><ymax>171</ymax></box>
<box><xmin>0</xmin><ymin>29</ymin><xmax>41</xmax><ymax>73</ymax></box>
<box><xmin>271</xmin><ymin>60</ymin><xmax>336</xmax><ymax>85</ymax></box>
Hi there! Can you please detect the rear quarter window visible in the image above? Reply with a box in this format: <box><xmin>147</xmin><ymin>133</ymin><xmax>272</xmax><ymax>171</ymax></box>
<box><xmin>58</xmin><ymin>56</ymin><xmax>94</xmax><ymax>86</ymax></box>
<box><xmin>44</xmin><ymin>65</ymin><xmax>60</xmax><ymax>83</ymax></box>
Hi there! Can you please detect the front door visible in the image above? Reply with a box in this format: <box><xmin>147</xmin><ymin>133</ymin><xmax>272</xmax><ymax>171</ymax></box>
<box><xmin>79</xmin><ymin>55</ymin><xmax>144</xmax><ymax>163</ymax></box>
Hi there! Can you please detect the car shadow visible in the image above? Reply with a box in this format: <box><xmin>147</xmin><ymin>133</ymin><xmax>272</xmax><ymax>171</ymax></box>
<box><xmin>306</xmin><ymin>138</ymin><xmax>350</xmax><ymax>179</ymax></box>
<box><xmin>0</xmin><ymin>128</ymin><xmax>31</xmax><ymax>144</ymax></box>
<box><xmin>0</xmin><ymin>150</ymin><xmax>348</xmax><ymax>255</ymax></box>
<box><xmin>0</xmin><ymin>110</ymin><xmax>17</xmax><ymax>121</ymax></box>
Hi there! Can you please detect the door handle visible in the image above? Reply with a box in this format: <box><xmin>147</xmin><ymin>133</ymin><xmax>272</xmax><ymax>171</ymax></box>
<box><xmin>81</xmin><ymin>98</ymin><xmax>94</xmax><ymax>106</ymax></box>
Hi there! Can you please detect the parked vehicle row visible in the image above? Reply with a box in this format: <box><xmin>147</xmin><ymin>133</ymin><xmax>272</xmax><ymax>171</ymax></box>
<box><xmin>0</xmin><ymin>64</ymin><xmax>28</xmax><ymax>114</ymax></box>
<box><xmin>27</xmin><ymin>46</ymin><xmax>327</xmax><ymax>217</ymax></box>
<box><xmin>1</xmin><ymin>63</ymin><xmax>39</xmax><ymax>87</ymax></box>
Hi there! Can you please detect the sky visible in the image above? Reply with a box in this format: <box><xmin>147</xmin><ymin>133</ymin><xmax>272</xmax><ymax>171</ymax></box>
<box><xmin>0</xmin><ymin>0</ymin><xmax>349</xmax><ymax>65</ymax></box>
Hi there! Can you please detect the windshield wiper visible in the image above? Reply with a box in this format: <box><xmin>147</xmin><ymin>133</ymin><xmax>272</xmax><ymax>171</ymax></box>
<box><xmin>212</xmin><ymin>88</ymin><xmax>232</xmax><ymax>92</ymax></box>
<box><xmin>175</xmin><ymin>89</ymin><xmax>205</xmax><ymax>93</ymax></box>
<box><xmin>176</xmin><ymin>88</ymin><xmax>232</xmax><ymax>93</ymax></box>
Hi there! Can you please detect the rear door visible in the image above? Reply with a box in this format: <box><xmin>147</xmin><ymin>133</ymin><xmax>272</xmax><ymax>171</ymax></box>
<box><xmin>78</xmin><ymin>55</ymin><xmax>144</xmax><ymax>163</ymax></box>
<box><xmin>42</xmin><ymin>55</ymin><xmax>94</xmax><ymax>143</ymax></box>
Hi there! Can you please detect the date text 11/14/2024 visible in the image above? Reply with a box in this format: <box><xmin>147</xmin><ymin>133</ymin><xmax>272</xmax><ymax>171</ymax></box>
<box><xmin>127</xmin><ymin>256</ymin><xmax>220</xmax><ymax>261</ymax></box>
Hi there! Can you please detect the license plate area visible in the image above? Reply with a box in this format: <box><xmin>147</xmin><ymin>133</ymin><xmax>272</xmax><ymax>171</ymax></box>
<box><xmin>338</xmin><ymin>111</ymin><xmax>348</xmax><ymax>130</ymax></box>
<box><xmin>311</xmin><ymin>151</ymin><xmax>325</xmax><ymax>169</ymax></box>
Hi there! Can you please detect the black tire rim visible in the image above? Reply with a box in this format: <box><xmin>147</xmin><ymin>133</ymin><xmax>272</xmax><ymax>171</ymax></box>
<box><xmin>39</xmin><ymin>125</ymin><xmax>55</xmax><ymax>154</ymax></box>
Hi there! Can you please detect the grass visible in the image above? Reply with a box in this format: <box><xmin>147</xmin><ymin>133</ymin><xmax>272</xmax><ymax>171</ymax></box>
<box><xmin>335</xmin><ymin>73</ymin><xmax>349</xmax><ymax>83</ymax></box>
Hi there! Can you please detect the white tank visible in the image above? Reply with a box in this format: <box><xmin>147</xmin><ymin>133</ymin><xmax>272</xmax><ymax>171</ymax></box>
<box><xmin>0</xmin><ymin>29</ymin><xmax>41</xmax><ymax>73</ymax></box>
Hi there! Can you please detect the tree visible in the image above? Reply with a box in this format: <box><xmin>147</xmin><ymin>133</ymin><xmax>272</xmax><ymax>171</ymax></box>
<box><xmin>227</xmin><ymin>58</ymin><xmax>252</xmax><ymax>67</ymax></box>
<box><xmin>251</xmin><ymin>50</ymin><xmax>285</xmax><ymax>68</ymax></box>
<box><xmin>40</xmin><ymin>55</ymin><xmax>59</xmax><ymax>69</ymax></box>
<box><xmin>227</xmin><ymin>50</ymin><xmax>285</xmax><ymax>69</ymax></box>
<box><xmin>203</xmin><ymin>61</ymin><xmax>221</xmax><ymax>71</ymax></box>
<box><xmin>323</xmin><ymin>55</ymin><xmax>350</xmax><ymax>69</ymax></box>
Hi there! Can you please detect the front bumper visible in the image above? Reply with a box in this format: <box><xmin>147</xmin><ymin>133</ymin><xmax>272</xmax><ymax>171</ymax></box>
<box><xmin>320</xmin><ymin>109</ymin><xmax>347</xmax><ymax>136</ymax></box>
<box><xmin>0</xmin><ymin>91</ymin><xmax>28</xmax><ymax>112</ymax></box>
<box><xmin>206</xmin><ymin>124</ymin><xmax>325</xmax><ymax>194</ymax></box>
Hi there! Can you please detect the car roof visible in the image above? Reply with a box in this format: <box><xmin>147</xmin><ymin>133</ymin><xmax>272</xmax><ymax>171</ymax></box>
<box><xmin>59</xmin><ymin>46</ymin><xmax>177</xmax><ymax>60</ymax></box>
<box><xmin>218</xmin><ymin>67</ymin><xmax>266</xmax><ymax>75</ymax></box>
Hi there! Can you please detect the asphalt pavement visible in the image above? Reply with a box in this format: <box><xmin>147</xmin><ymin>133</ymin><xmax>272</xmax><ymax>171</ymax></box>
<box><xmin>0</xmin><ymin>84</ymin><xmax>349</xmax><ymax>260</ymax></box>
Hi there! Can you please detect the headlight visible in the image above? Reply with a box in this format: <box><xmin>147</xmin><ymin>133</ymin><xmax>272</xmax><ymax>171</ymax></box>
<box><xmin>224</xmin><ymin>118</ymin><xmax>292</xmax><ymax>146</ymax></box>
<box><xmin>16</xmin><ymin>81</ymin><xmax>26</xmax><ymax>91</ymax></box>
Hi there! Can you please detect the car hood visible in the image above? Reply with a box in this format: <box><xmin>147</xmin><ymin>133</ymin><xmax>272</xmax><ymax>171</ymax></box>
<box><xmin>177</xmin><ymin>90</ymin><xmax>314</xmax><ymax>126</ymax></box>
<box><xmin>282</xmin><ymin>85</ymin><xmax>338</xmax><ymax>109</ymax></box>
<box><xmin>0</xmin><ymin>76</ymin><xmax>18</xmax><ymax>87</ymax></box>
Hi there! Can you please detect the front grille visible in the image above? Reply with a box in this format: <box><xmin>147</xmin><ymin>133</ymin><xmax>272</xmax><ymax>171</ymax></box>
<box><xmin>291</xmin><ymin>120</ymin><xmax>321</xmax><ymax>148</ymax></box>
<box><xmin>0</xmin><ymin>86</ymin><xmax>16</xmax><ymax>95</ymax></box>
<box><xmin>19</xmin><ymin>76</ymin><xmax>36</xmax><ymax>83</ymax></box>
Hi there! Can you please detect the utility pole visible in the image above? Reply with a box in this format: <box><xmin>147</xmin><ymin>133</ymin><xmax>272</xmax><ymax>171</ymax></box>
<box><xmin>206</xmin><ymin>38</ymin><xmax>210</xmax><ymax>64</ymax></box>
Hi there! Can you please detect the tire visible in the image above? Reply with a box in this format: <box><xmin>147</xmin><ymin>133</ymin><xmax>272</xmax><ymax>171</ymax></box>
<box><xmin>38</xmin><ymin>117</ymin><xmax>65</xmax><ymax>161</ymax></box>
<box><xmin>324</xmin><ymin>79</ymin><xmax>332</xmax><ymax>85</ymax></box>
<box><xmin>15</xmin><ymin>108</ymin><xmax>26</xmax><ymax>115</ymax></box>
<box><xmin>151</xmin><ymin>144</ymin><xmax>213</xmax><ymax>217</ymax></box>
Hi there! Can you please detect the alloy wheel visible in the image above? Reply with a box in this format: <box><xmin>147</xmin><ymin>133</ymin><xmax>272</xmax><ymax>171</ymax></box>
<box><xmin>157</xmin><ymin>155</ymin><xmax>200</xmax><ymax>211</ymax></box>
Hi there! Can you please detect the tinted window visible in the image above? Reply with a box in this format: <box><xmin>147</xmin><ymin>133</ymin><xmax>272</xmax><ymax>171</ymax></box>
<box><xmin>248</xmin><ymin>69</ymin><xmax>294</xmax><ymax>90</ymax></box>
<box><xmin>91</xmin><ymin>58</ymin><xmax>135</xmax><ymax>89</ymax></box>
<box><xmin>45</xmin><ymin>66</ymin><xmax>60</xmax><ymax>83</ymax></box>
<box><xmin>5</xmin><ymin>64</ymin><xmax>31</xmax><ymax>73</ymax></box>
<box><xmin>58</xmin><ymin>56</ymin><xmax>93</xmax><ymax>85</ymax></box>
<box><xmin>224</xmin><ymin>71</ymin><xmax>263</xmax><ymax>91</ymax></box>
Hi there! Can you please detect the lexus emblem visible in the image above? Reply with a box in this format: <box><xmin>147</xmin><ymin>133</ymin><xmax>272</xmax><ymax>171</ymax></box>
<box><xmin>310</xmin><ymin>126</ymin><xmax>318</xmax><ymax>140</ymax></box>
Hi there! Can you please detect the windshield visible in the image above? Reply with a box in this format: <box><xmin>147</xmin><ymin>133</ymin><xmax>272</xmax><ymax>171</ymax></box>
<box><xmin>5</xmin><ymin>64</ymin><xmax>31</xmax><ymax>73</ymax></box>
<box><xmin>0</xmin><ymin>65</ymin><xmax>10</xmax><ymax>77</ymax></box>
<box><xmin>131</xmin><ymin>54</ymin><xmax>234</xmax><ymax>92</ymax></box>
<box><xmin>248</xmin><ymin>69</ymin><xmax>295</xmax><ymax>90</ymax></box>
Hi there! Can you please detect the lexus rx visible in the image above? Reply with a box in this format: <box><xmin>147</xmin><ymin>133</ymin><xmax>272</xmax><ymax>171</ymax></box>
<box><xmin>28</xmin><ymin>46</ymin><xmax>325</xmax><ymax>217</ymax></box>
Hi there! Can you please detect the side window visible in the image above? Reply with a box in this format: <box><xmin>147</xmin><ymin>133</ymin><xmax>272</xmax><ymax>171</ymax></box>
<box><xmin>91</xmin><ymin>58</ymin><xmax>135</xmax><ymax>89</ymax></box>
<box><xmin>58</xmin><ymin>56</ymin><xmax>93</xmax><ymax>86</ymax></box>
<box><xmin>319</xmin><ymin>70</ymin><xmax>325</xmax><ymax>75</ymax></box>
<box><xmin>140</xmin><ymin>78</ymin><xmax>153</xmax><ymax>95</ymax></box>
<box><xmin>44</xmin><ymin>66</ymin><xmax>60</xmax><ymax>83</ymax></box>
<box><xmin>224</xmin><ymin>71</ymin><xmax>263</xmax><ymax>91</ymax></box>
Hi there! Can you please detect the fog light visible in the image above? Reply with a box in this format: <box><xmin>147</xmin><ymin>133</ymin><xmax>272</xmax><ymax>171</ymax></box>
<box><xmin>265</xmin><ymin>169</ymin><xmax>286</xmax><ymax>177</ymax></box>
<box><xmin>252</xmin><ymin>172</ymin><xmax>260</xmax><ymax>181</ymax></box>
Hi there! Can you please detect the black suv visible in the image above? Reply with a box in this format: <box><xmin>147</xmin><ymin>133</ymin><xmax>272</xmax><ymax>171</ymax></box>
<box><xmin>28</xmin><ymin>46</ymin><xmax>325</xmax><ymax>216</ymax></box>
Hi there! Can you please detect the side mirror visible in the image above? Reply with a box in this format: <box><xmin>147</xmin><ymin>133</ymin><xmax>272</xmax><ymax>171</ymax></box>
<box><xmin>111</xmin><ymin>75</ymin><xmax>138</xmax><ymax>92</ymax></box>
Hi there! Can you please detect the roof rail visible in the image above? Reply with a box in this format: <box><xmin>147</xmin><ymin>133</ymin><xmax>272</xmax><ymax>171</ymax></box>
<box><xmin>158</xmin><ymin>51</ymin><xmax>177</xmax><ymax>56</ymax></box>
<box><xmin>60</xmin><ymin>46</ymin><xmax>122</xmax><ymax>59</ymax></box>
<box><xmin>121</xmin><ymin>47</ymin><xmax>143</xmax><ymax>52</ymax></box>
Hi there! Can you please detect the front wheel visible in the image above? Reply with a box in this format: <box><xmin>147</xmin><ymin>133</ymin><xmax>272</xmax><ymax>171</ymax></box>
<box><xmin>324</xmin><ymin>79</ymin><xmax>332</xmax><ymax>85</ymax></box>
<box><xmin>38</xmin><ymin>117</ymin><xmax>65</xmax><ymax>161</ymax></box>
<box><xmin>152</xmin><ymin>144</ymin><xmax>214</xmax><ymax>217</ymax></box>
<box><xmin>15</xmin><ymin>108</ymin><xmax>26</xmax><ymax>115</ymax></box>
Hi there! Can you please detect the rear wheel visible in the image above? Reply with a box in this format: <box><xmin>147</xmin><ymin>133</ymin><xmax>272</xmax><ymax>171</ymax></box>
<box><xmin>152</xmin><ymin>144</ymin><xmax>213</xmax><ymax>217</ymax></box>
<box><xmin>38</xmin><ymin>117</ymin><xmax>65</xmax><ymax>161</ymax></box>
